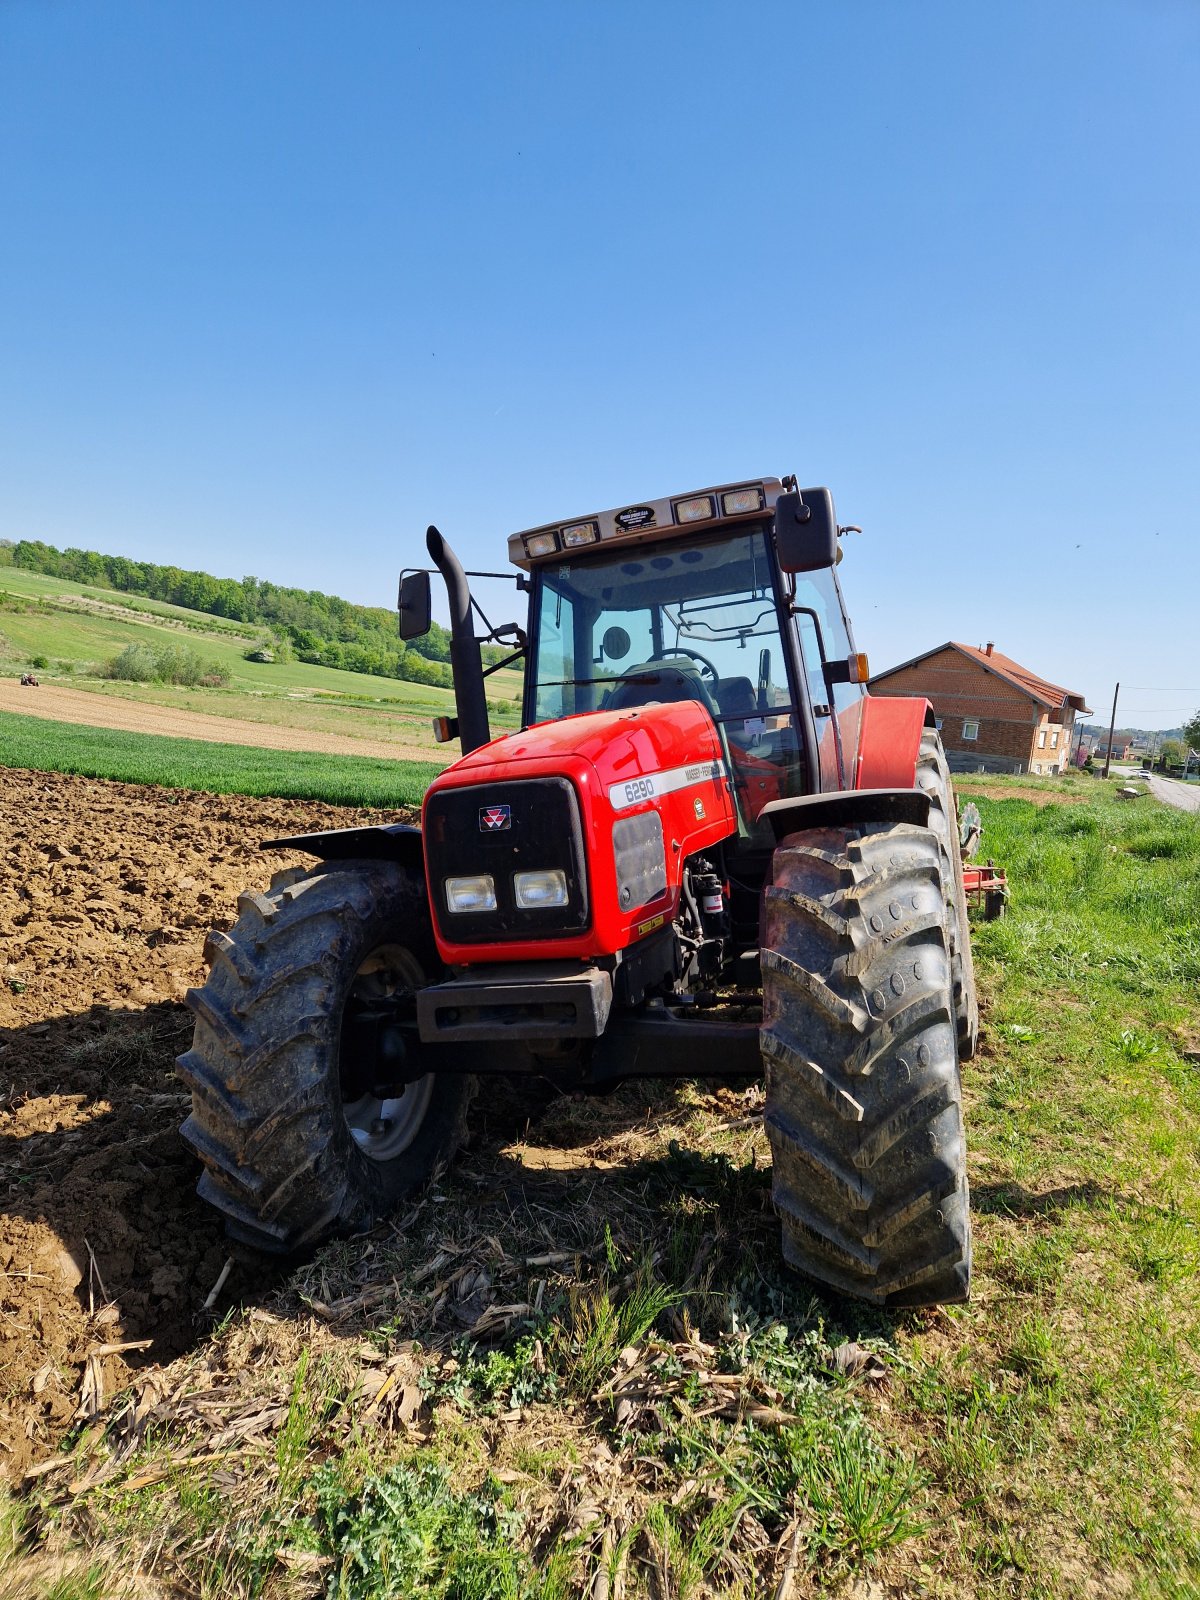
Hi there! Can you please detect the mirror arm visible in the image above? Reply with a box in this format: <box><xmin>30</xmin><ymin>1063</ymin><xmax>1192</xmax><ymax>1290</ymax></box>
<box><xmin>482</xmin><ymin>645</ymin><xmax>526</xmax><ymax>681</ymax></box>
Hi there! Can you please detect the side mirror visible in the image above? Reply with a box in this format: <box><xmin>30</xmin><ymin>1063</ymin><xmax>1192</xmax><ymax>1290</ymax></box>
<box><xmin>398</xmin><ymin>569</ymin><xmax>431</xmax><ymax>640</ymax></box>
<box><xmin>774</xmin><ymin>488</ymin><xmax>838</xmax><ymax>573</ymax></box>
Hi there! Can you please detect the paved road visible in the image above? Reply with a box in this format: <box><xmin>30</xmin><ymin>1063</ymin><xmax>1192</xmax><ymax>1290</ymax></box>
<box><xmin>1111</xmin><ymin>765</ymin><xmax>1200</xmax><ymax>814</ymax></box>
<box><xmin>1144</xmin><ymin>772</ymin><xmax>1200</xmax><ymax>813</ymax></box>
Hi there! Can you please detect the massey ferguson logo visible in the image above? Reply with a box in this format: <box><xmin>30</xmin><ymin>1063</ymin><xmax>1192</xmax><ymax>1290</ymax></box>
<box><xmin>479</xmin><ymin>804</ymin><xmax>511</xmax><ymax>832</ymax></box>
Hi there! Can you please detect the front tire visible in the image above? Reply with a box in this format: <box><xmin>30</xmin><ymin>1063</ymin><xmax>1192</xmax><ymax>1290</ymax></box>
<box><xmin>760</xmin><ymin>819</ymin><xmax>971</xmax><ymax>1308</ymax></box>
<box><xmin>178</xmin><ymin>859</ymin><xmax>473</xmax><ymax>1253</ymax></box>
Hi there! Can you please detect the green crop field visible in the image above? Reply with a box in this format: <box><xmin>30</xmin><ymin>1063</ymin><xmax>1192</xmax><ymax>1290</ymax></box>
<box><xmin>0</xmin><ymin>567</ymin><xmax>525</xmax><ymax>745</ymax></box>
<box><xmin>0</xmin><ymin>710</ymin><xmax>441</xmax><ymax>807</ymax></box>
<box><xmin>8</xmin><ymin>771</ymin><xmax>1200</xmax><ymax>1597</ymax></box>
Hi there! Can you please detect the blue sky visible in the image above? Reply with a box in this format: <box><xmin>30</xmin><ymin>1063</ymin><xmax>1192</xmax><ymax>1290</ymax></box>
<box><xmin>2</xmin><ymin>1</ymin><xmax>1198</xmax><ymax>729</ymax></box>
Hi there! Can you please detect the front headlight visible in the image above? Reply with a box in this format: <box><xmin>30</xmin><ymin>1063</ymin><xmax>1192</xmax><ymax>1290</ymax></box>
<box><xmin>445</xmin><ymin>875</ymin><xmax>497</xmax><ymax>913</ymax></box>
<box><xmin>513</xmin><ymin>868</ymin><xmax>569</xmax><ymax>909</ymax></box>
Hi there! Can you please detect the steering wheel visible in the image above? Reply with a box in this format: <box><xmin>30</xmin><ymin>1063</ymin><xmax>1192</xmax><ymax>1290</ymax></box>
<box><xmin>658</xmin><ymin>646</ymin><xmax>720</xmax><ymax>688</ymax></box>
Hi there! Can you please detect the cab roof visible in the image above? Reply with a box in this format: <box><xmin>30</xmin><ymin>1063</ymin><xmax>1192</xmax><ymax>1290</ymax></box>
<box><xmin>508</xmin><ymin>477</ymin><xmax>786</xmax><ymax>569</ymax></box>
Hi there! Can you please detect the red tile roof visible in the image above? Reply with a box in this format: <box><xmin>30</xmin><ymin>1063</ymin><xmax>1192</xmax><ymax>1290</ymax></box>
<box><xmin>951</xmin><ymin>643</ymin><xmax>1090</xmax><ymax>711</ymax></box>
<box><xmin>873</xmin><ymin>642</ymin><xmax>1091</xmax><ymax>714</ymax></box>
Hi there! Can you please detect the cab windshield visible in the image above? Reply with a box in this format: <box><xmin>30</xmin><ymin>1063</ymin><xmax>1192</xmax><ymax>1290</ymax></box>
<box><xmin>528</xmin><ymin>525</ymin><xmax>802</xmax><ymax>828</ymax></box>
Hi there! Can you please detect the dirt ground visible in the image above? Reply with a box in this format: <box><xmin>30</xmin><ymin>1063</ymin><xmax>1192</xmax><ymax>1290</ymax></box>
<box><xmin>0</xmin><ymin>680</ymin><xmax>437</xmax><ymax>763</ymax></box>
<box><xmin>953</xmin><ymin>775</ymin><xmax>1089</xmax><ymax>806</ymax></box>
<box><xmin>0</xmin><ymin>766</ymin><xmax>418</xmax><ymax>1480</ymax></box>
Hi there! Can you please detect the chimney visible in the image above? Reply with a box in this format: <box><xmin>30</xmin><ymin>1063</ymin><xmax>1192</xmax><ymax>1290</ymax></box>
<box><xmin>985</xmin><ymin>641</ymin><xmax>994</xmax><ymax>656</ymax></box>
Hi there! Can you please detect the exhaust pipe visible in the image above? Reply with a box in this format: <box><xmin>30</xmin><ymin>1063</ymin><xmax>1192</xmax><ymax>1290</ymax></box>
<box><xmin>426</xmin><ymin>525</ymin><xmax>491</xmax><ymax>756</ymax></box>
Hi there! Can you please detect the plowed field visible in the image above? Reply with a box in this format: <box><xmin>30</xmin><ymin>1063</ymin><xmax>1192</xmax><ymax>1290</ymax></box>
<box><xmin>0</xmin><ymin>766</ymin><xmax>415</xmax><ymax>1479</ymax></box>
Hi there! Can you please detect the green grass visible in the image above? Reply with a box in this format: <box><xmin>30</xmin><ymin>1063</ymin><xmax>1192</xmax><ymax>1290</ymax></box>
<box><xmin>0</xmin><ymin>576</ymin><xmax>452</xmax><ymax>703</ymax></box>
<box><xmin>12</xmin><ymin>773</ymin><xmax>1200</xmax><ymax>1597</ymax></box>
<box><xmin>0</xmin><ymin>566</ymin><xmax>526</xmax><ymax>722</ymax></box>
<box><xmin>0</xmin><ymin>709</ymin><xmax>441</xmax><ymax>806</ymax></box>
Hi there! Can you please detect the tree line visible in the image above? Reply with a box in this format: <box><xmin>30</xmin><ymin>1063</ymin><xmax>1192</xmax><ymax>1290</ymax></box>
<box><xmin>3</xmin><ymin>539</ymin><xmax>457</xmax><ymax>688</ymax></box>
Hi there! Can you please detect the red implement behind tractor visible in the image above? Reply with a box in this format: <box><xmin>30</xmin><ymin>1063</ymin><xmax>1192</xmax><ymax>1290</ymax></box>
<box><xmin>180</xmin><ymin>477</ymin><xmax>979</xmax><ymax>1306</ymax></box>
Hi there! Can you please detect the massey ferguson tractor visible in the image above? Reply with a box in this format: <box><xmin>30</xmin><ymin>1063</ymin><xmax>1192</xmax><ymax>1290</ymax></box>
<box><xmin>179</xmin><ymin>477</ymin><xmax>978</xmax><ymax>1307</ymax></box>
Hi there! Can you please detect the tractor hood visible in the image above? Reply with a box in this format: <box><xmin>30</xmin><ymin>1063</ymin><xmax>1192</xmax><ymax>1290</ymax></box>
<box><xmin>441</xmin><ymin>702</ymin><xmax>721</xmax><ymax>782</ymax></box>
<box><xmin>422</xmin><ymin>701</ymin><xmax>739</xmax><ymax>965</ymax></box>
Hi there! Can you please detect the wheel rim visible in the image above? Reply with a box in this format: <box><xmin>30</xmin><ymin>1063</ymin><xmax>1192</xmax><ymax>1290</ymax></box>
<box><xmin>340</xmin><ymin>943</ymin><xmax>436</xmax><ymax>1164</ymax></box>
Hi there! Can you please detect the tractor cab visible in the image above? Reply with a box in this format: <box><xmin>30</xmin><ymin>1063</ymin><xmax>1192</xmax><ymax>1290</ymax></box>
<box><xmin>511</xmin><ymin>481</ymin><xmax>864</xmax><ymax>844</ymax></box>
<box><xmin>525</xmin><ymin>521</ymin><xmax>803</xmax><ymax>840</ymax></box>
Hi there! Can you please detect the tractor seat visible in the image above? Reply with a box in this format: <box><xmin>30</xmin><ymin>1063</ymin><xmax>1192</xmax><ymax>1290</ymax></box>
<box><xmin>607</xmin><ymin>661</ymin><xmax>720</xmax><ymax>717</ymax></box>
<box><xmin>715</xmin><ymin>676</ymin><xmax>757</xmax><ymax>719</ymax></box>
<box><xmin>716</xmin><ymin>674</ymin><xmax>769</xmax><ymax>753</ymax></box>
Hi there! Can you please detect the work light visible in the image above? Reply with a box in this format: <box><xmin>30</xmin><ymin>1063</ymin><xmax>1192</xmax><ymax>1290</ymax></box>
<box><xmin>561</xmin><ymin>521</ymin><xmax>599</xmax><ymax>548</ymax></box>
<box><xmin>523</xmin><ymin>530</ymin><xmax>559</xmax><ymax>558</ymax></box>
<box><xmin>721</xmin><ymin>487</ymin><xmax>765</xmax><ymax>515</ymax></box>
<box><xmin>673</xmin><ymin>495</ymin><xmax>715</xmax><ymax>523</ymax></box>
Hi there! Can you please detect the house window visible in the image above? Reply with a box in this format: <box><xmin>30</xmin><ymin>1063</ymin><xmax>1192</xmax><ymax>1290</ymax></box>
<box><xmin>962</xmin><ymin>719</ymin><xmax>979</xmax><ymax>741</ymax></box>
<box><xmin>1050</xmin><ymin>730</ymin><xmax>1059</xmax><ymax>748</ymax></box>
<box><xmin>1037</xmin><ymin>730</ymin><xmax>1047</xmax><ymax>748</ymax></box>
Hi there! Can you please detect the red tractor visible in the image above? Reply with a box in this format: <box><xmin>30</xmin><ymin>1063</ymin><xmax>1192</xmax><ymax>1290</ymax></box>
<box><xmin>179</xmin><ymin>478</ymin><xmax>977</xmax><ymax>1307</ymax></box>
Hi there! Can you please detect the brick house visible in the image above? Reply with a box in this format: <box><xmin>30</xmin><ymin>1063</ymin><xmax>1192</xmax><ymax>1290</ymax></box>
<box><xmin>1093</xmin><ymin>739</ymin><xmax>1136</xmax><ymax>763</ymax></box>
<box><xmin>870</xmin><ymin>642</ymin><xmax>1092</xmax><ymax>775</ymax></box>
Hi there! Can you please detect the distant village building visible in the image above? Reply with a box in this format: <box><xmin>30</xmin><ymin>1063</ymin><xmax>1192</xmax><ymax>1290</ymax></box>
<box><xmin>1092</xmin><ymin>739</ymin><xmax>1136</xmax><ymax>763</ymax></box>
<box><xmin>870</xmin><ymin>642</ymin><xmax>1091</xmax><ymax>775</ymax></box>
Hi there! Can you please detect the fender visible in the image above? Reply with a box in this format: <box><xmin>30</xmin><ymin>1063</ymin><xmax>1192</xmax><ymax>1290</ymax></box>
<box><xmin>758</xmin><ymin>787</ymin><xmax>932</xmax><ymax>844</ymax></box>
<box><xmin>262</xmin><ymin>823</ymin><xmax>425</xmax><ymax>873</ymax></box>
<box><xmin>839</xmin><ymin>693</ymin><xmax>933</xmax><ymax>790</ymax></box>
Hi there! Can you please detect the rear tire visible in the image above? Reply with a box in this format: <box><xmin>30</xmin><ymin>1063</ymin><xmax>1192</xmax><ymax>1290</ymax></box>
<box><xmin>178</xmin><ymin>859</ymin><xmax>473</xmax><ymax>1253</ymax></box>
<box><xmin>760</xmin><ymin>819</ymin><xmax>971</xmax><ymax>1307</ymax></box>
<box><xmin>915</xmin><ymin>729</ymin><xmax>979</xmax><ymax>1060</ymax></box>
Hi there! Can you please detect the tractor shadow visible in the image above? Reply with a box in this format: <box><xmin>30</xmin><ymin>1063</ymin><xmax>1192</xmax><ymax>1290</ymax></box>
<box><xmin>971</xmin><ymin>1179</ymin><xmax>1135</xmax><ymax>1221</ymax></box>
<box><xmin>7</xmin><ymin>994</ymin><xmax>1146</xmax><ymax>1391</ymax></box>
<box><xmin>0</xmin><ymin>1001</ymin><xmax>269</xmax><ymax>1368</ymax></box>
<box><xmin>0</xmin><ymin>1005</ymin><xmax>730</xmax><ymax>1373</ymax></box>
<box><xmin>2</xmin><ymin>996</ymin><xmax>950</xmax><ymax>1460</ymax></box>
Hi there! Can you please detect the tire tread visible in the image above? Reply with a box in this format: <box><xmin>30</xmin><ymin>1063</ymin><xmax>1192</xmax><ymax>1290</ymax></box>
<box><xmin>761</xmin><ymin>817</ymin><xmax>971</xmax><ymax>1307</ymax></box>
<box><xmin>178</xmin><ymin>860</ymin><xmax>472</xmax><ymax>1254</ymax></box>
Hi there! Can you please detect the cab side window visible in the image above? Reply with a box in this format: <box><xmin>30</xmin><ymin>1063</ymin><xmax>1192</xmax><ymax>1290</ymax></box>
<box><xmin>795</xmin><ymin>572</ymin><xmax>862</xmax><ymax>719</ymax></box>
<box><xmin>533</xmin><ymin>586</ymin><xmax>575</xmax><ymax>721</ymax></box>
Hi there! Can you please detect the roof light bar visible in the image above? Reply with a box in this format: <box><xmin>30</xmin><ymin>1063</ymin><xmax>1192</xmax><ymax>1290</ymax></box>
<box><xmin>673</xmin><ymin>495</ymin><xmax>715</xmax><ymax>523</ymax></box>
<box><xmin>507</xmin><ymin>477</ymin><xmax>784</xmax><ymax>566</ymax></box>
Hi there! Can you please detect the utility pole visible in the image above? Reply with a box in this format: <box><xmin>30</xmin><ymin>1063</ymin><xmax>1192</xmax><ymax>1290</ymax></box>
<box><xmin>1102</xmin><ymin>682</ymin><xmax>1119</xmax><ymax>780</ymax></box>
